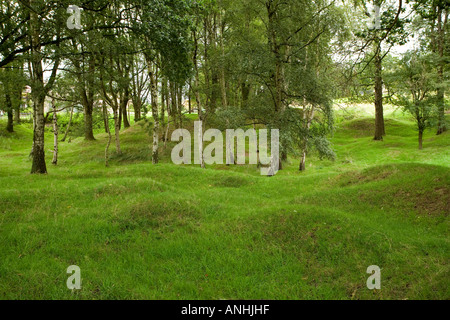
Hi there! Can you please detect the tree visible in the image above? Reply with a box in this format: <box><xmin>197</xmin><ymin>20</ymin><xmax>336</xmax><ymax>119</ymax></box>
<box><xmin>409</xmin><ymin>0</ymin><xmax>448</xmax><ymax>135</ymax></box>
<box><xmin>27</xmin><ymin>0</ymin><xmax>63</xmax><ymax>174</ymax></box>
<box><xmin>0</xmin><ymin>62</ymin><xmax>25</xmax><ymax>132</ymax></box>
<box><xmin>350</xmin><ymin>0</ymin><xmax>408</xmax><ymax>140</ymax></box>
<box><xmin>211</xmin><ymin>0</ymin><xmax>341</xmax><ymax>170</ymax></box>
<box><xmin>66</xmin><ymin>38</ymin><xmax>98</xmax><ymax>141</ymax></box>
<box><xmin>130</xmin><ymin>54</ymin><xmax>149</xmax><ymax>122</ymax></box>
<box><xmin>51</xmin><ymin>99</ymin><xmax>58</xmax><ymax>164</ymax></box>
<box><xmin>387</xmin><ymin>51</ymin><xmax>443</xmax><ymax>149</ymax></box>
<box><xmin>134</xmin><ymin>0</ymin><xmax>193</xmax><ymax>163</ymax></box>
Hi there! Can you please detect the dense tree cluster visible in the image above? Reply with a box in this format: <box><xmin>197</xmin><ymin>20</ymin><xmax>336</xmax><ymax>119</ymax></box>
<box><xmin>0</xmin><ymin>0</ymin><xmax>448</xmax><ymax>174</ymax></box>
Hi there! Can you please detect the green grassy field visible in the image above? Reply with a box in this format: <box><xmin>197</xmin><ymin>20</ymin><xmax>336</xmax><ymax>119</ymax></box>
<box><xmin>0</xmin><ymin>107</ymin><xmax>448</xmax><ymax>300</ymax></box>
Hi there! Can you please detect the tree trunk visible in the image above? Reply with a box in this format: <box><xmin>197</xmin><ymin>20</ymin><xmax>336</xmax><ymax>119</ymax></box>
<box><xmin>128</xmin><ymin>105</ymin><xmax>131</xmax><ymax>125</ymax></box>
<box><xmin>133</xmin><ymin>100</ymin><xmax>141</xmax><ymax>122</ymax></box>
<box><xmin>170</xmin><ymin>81</ymin><xmax>178</xmax><ymax>128</ymax></box>
<box><xmin>418</xmin><ymin>130</ymin><xmax>423</xmax><ymax>150</ymax></box>
<box><xmin>121</xmin><ymin>89</ymin><xmax>130</xmax><ymax>129</ymax></box>
<box><xmin>219</xmin><ymin>13</ymin><xmax>228</xmax><ymax>108</ymax></box>
<box><xmin>299</xmin><ymin>106</ymin><xmax>315</xmax><ymax>171</ymax></box>
<box><xmin>72</xmin><ymin>42</ymin><xmax>96</xmax><ymax>141</ymax></box>
<box><xmin>188</xmin><ymin>81</ymin><xmax>192</xmax><ymax>114</ymax></box>
<box><xmin>197</xmin><ymin>119</ymin><xmax>205</xmax><ymax>169</ymax></box>
<box><xmin>113</xmin><ymin>108</ymin><xmax>121</xmax><ymax>154</ymax></box>
<box><xmin>177</xmin><ymin>85</ymin><xmax>183</xmax><ymax>128</ymax></box>
<box><xmin>192</xmin><ymin>29</ymin><xmax>202</xmax><ymax>117</ymax></box>
<box><xmin>267</xmin><ymin>2</ymin><xmax>287</xmax><ymax>168</ymax></box>
<box><xmin>103</xmin><ymin>101</ymin><xmax>109</xmax><ymax>133</ymax></box>
<box><xmin>164</xmin><ymin>116</ymin><xmax>170</xmax><ymax>148</ymax></box>
<box><xmin>374</xmin><ymin>38</ymin><xmax>385</xmax><ymax>141</ymax></box>
<box><xmin>202</xmin><ymin>17</ymin><xmax>214</xmax><ymax>113</ymax></box>
<box><xmin>118</xmin><ymin>104</ymin><xmax>122</xmax><ymax>130</ymax></box>
<box><xmin>61</xmin><ymin>106</ymin><xmax>73</xmax><ymax>142</ymax></box>
<box><xmin>241</xmin><ymin>82</ymin><xmax>250</xmax><ymax>108</ymax></box>
<box><xmin>267</xmin><ymin>2</ymin><xmax>284</xmax><ymax>114</ymax></box>
<box><xmin>31</xmin><ymin>96</ymin><xmax>47</xmax><ymax>174</ymax></box>
<box><xmin>196</xmin><ymin>84</ymin><xmax>205</xmax><ymax>170</ymax></box>
<box><xmin>84</xmin><ymin>102</ymin><xmax>95</xmax><ymax>140</ymax></box>
<box><xmin>104</xmin><ymin>103</ymin><xmax>112</xmax><ymax>167</ymax></box>
<box><xmin>6</xmin><ymin>110</ymin><xmax>14</xmax><ymax>133</ymax></box>
<box><xmin>161</xmin><ymin>77</ymin><xmax>167</xmax><ymax>142</ymax></box>
<box><xmin>30</xmin><ymin>110</ymin><xmax>35</xmax><ymax>158</ymax></box>
<box><xmin>29</xmin><ymin>1</ymin><xmax>51</xmax><ymax>174</ymax></box>
<box><xmin>299</xmin><ymin>152</ymin><xmax>306</xmax><ymax>171</ymax></box>
<box><xmin>149</xmin><ymin>63</ymin><xmax>159</xmax><ymax>164</ymax></box>
<box><xmin>14</xmin><ymin>105</ymin><xmax>21</xmax><ymax>124</ymax></box>
<box><xmin>436</xmin><ymin>6</ymin><xmax>447</xmax><ymax>135</ymax></box>
<box><xmin>208</xmin><ymin>15</ymin><xmax>219</xmax><ymax>112</ymax></box>
<box><xmin>52</xmin><ymin>99</ymin><xmax>58</xmax><ymax>165</ymax></box>
<box><xmin>226</xmin><ymin>119</ymin><xmax>235</xmax><ymax>166</ymax></box>
<box><xmin>5</xmin><ymin>92</ymin><xmax>13</xmax><ymax>133</ymax></box>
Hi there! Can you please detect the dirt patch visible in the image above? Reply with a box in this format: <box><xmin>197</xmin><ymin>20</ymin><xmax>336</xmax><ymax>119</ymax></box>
<box><xmin>346</xmin><ymin>119</ymin><xmax>375</xmax><ymax>132</ymax></box>
<box><xmin>404</xmin><ymin>187</ymin><xmax>450</xmax><ymax>216</ymax></box>
<box><xmin>356</xmin><ymin>185</ymin><xmax>450</xmax><ymax>216</ymax></box>
<box><xmin>344</xmin><ymin>118</ymin><xmax>397</xmax><ymax>137</ymax></box>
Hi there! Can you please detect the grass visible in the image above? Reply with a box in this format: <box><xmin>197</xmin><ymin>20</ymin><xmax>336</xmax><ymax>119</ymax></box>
<box><xmin>0</xmin><ymin>107</ymin><xmax>448</xmax><ymax>300</ymax></box>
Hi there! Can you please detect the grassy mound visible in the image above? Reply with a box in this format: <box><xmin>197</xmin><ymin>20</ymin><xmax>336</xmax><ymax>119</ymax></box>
<box><xmin>0</xmin><ymin>114</ymin><xmax>448</xmax><ymax>300</ymax></box>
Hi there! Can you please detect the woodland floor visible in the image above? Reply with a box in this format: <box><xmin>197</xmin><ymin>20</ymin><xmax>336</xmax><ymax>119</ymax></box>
<box><xmin>0</xmin><ymin>105</ymin><xmax>448</xmax><ymax>299</ymax></box>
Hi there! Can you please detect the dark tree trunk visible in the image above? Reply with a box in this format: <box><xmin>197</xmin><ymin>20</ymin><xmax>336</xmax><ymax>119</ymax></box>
<box><xmin>209</xmin><ymin>15</ymin><xmax>219</xmax><ymax>112</ymax></box>
<box><xmin>76</xmin><ymin>54</ymin><xmax>96</xmax><ymax>141</ymax></box>
<box><xmin>5</xmin><ymin>92</ymin><xmax>13</xmax><ymax>132</ymax></box>
<box><xmin>84</xmin><ymin>103</ymin><xmax>95</xmax><ymax>141</ymax></box>
<box><xmin>177</xmin><ymin>85</ymin><xmax>183</xmax><ymax>128</ymax></box>
<box><xmin>102</xmin><ymin>101</ymin><xmax>109</xmax><ymax>133</ymax></box>
<box><xmin>121</xmin><ymin>92</ymin><xmax>130</xmax><ymax>129</ymax></box>
<box><xmin>374</xmin><ymin>40</ymin><xmax>385</xmax><ymax>141</ymax></box>
<box><xmin>133</xmin><ymin>101</ymin><xmax>141</xmax><ymax>122</ymax></box>
<box><xmin>419</xmin><ymin>130</ymin><xmax>424</xmax><ymax>150</ymax></box>
<box><xmin>266</xmin><ymin>2</ymin><xmax>287</xmax><ymax>168</ymax></box>
<box><xmin>299</xmin><ymin>154</ymin><xmax>306</xmax><ymax>171</ymax></box>
<box><xmin>14</xmin><ymin>106</ymin><xmax>20</xmax><ymax>124</ymax></box>
<box><xmin>436</xmin><ymin>86</ymin><xmax>446</xmax><ymax>135</ymax></box>
<box><xmin>188</xmin><ymin>81</ymin><xmax>192</xmax><ymax>114</ymax></box>
<box><xmin>241</xmin><ymin>82</ymin><xmax>250</xmax><ymax>108</ymax></box>
<box><xmin>7</xmin><ymin>110</ymin><xmax>14</xmax><ymax>133</ymax></box>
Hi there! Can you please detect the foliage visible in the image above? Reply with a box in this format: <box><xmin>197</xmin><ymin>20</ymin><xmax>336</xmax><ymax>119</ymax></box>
<box><xmin>385</xmin><ymin>50</ymin><xmax>448</xmax><ymax>148</ymax></box>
